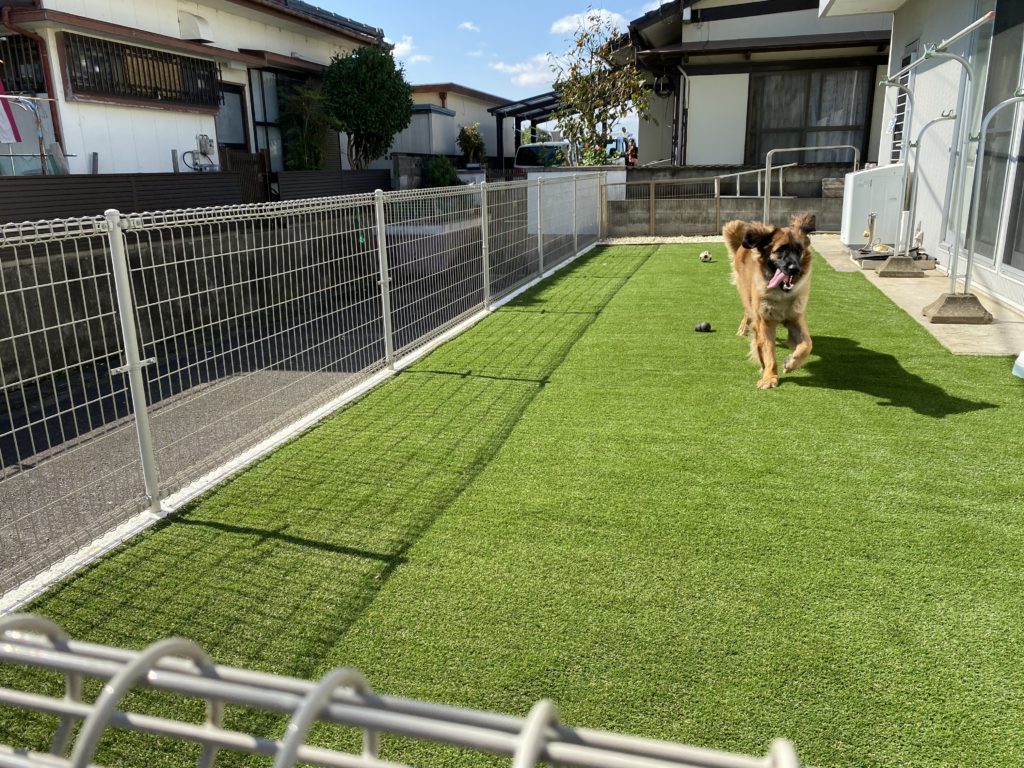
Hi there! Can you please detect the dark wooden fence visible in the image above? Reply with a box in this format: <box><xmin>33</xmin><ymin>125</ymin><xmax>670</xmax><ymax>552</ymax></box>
<box><xmin>277</xmin><ymin>169</ymin><xmax>391</xmax><ymax>200</ymax></box>
<box><xmin>0</xmin><ymin>173</ymin><xmax>244</xmax><ymax>224</ymax></box>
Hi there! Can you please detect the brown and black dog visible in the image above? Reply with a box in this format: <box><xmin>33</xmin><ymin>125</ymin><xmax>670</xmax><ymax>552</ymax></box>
<box><xmin>723</xmin><ymin>213</ymin><xmax>816</xmax><ymax>389</ymax></box>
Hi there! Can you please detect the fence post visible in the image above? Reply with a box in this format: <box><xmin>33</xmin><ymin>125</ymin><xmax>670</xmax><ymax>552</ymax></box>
<box><xmin>105</xmin><ymin>209</ymin><xmax>161</xmax><ymax>515</ymax></box>
<box><xmin>714</xmin><ymin>177</ymin><xmax>721</xmax><ymax>234</ymax></box>
<box><xmin>600</xmin><ymin>172</ymin><xmax>608</xmax><ymax>241</ymax></box>
<box><xmin>480</xmin><ymin>182</ymin><xmax>491</xmax><ymax>309</ymax></box>
<box><xmin>572</xmin><ymin>175</ymin><xmax>579</xmax><ymax>255</ymax></box>
<box><xmin>374</xmin><ymin>189</ymin><xmax>395</xmax><ymax>369</ymax></box>
<box><xmin>537</xmin><ymin>177</ymin><xmax>545</xmax><ymax>275</ymax></box>
<box><xmin>649</xmin><ymin>180</ymin><xmax>656</xmax><ymax>236</ymax></box>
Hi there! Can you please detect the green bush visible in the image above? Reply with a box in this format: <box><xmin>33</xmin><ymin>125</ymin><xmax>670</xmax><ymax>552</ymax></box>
<box><xmin>423</xmin><ymin>155</ymin><xmax>462</xmax><ymax>188</ymax></box>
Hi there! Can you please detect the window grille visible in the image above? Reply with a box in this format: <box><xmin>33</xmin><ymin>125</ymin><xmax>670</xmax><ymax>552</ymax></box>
<box><xmin>63</xmin><ymin>33</ymin><xmax>220</xmax><ymax>108</ymax></box>
<box><xmin>0</xmin><ymin>33</ymin><xmax>44</xmax><ymax>93</ymax></box>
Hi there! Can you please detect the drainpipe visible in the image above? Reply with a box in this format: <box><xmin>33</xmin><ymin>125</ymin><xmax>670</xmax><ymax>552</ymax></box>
<box><xmin>2</xmin><ymin>3</ymin><xmax>64</xmax><ymax>148</ymax></box>
<box><xmin>676</xmin><ymin>65</ymin><xmax>689</xmax><ymax>166</ymax></box>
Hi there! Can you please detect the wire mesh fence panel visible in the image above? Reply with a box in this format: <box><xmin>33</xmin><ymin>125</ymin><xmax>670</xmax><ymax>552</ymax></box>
<box><xmin>606</xmin><ymin>181</ymin><xmax>652</xmax><ymax>238</ymax></box>
<box><xmin>575</xmin><ymin>175</ymin><xmax>601</xmax><ymax>253</ymax></box>
<box><xmin>122</xmin><ymin>197</ymin><xmax>387</xmax><ymax>500</ymax></box>
<box><xmin>383</xmin><ymin>187</ymin><xmax>485</xmax><ymax>357</ymax></box>
<box><xmin>486</xmin><ymin>180</ymin><xmax>539</xmax><ymax>301</ymax></box>
<box><xmin>653</xmin><ymin>179</ymin><xmax>721</xmax><ymax>237</ymax></box>
<box><xmin>0</xmin><ymin>219</ymin><xmax>148</xmax><ymax>595</ymax></box>
<box><xmin>540</xmin><ymin>176</ymin><xmax>577</xmax><ymax>271</ymax></box>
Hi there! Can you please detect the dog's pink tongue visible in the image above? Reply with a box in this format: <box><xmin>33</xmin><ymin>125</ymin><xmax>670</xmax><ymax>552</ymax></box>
<box><xmin>767</xmin><ymin>268</ymin><xmax>786</xmax><ymax>289</ymax></box>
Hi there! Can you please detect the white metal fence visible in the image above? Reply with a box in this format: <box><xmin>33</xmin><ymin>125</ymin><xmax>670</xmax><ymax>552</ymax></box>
<box><xmin>0</xmin><ymin>174</ymin><xmax>603</xmax><ymax>602</ymax></box>
<box><xmin>0</xmin><ymin>613</ymin><xmax>802</xmax><ymax>768</ymax></box>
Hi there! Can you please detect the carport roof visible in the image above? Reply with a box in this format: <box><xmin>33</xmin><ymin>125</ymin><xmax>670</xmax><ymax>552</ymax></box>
<box><xmin>487</xmin><ymin>91</ymin><xmax>567</xmax><ymax>124</ymax></box>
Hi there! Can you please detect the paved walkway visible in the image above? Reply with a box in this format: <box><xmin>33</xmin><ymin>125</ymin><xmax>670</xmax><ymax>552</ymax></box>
<box><xmin>813</xmin><ymin>234</ymin><xmax>1024</xmax><ymax>356</ymax></box>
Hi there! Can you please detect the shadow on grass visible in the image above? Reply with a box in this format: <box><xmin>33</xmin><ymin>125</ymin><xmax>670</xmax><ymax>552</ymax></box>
<box><xmin>789</xmin><ymin>335</ymin><xmax>997</xmax><ymax>418</ymax></box>
<box><xmin>0</xmin><ymin>245</ymin><xmax>656</xmax><ymax>766</ymax></box>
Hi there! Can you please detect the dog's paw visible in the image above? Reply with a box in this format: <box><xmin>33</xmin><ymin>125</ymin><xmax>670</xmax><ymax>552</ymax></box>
<box><xmin>756</xmin><ymin>376</ymin><xmax>779</xmax><ymax>390</ymax></box>
<box><xmin>736</xmin><ymin>323</ymin><xmax>750</xmax><ymax>337</ymax></box>
<box><xmin>783</xmin><ymin>355</ymin><xmax>802</xmax><ymax>373</ymax></box>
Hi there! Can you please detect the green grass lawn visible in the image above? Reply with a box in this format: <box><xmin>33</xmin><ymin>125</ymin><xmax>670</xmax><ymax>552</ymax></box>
<box><xmin>4</xmin><ymin>243</ymin><xmax>1024</xmax><ymax>768</ymax></box>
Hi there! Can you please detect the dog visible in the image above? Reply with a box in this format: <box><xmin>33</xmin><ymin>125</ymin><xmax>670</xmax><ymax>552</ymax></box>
<box><xmin>723</xmin><ymin>213</ymin><xmax>816</xmax><ymax>389</ymax></box>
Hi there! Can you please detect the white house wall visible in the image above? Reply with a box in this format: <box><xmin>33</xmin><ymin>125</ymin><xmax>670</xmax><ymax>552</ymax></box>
<box><xmin>682</xmin><ymin>5</ymin><xmax>892</xmax><ymax>42</ymax></box>
<box><xmin>412</xmin><ymin>90</ymin><xmax>515</xmax><ymax>158</ymax></box>
<box><xmin>638</xmin><ymin>91</ymin><xmax>674</xmax><ymax>165</ymax></box>
<box><xmin>878</xmin><ymin>0</ymin><xmax>980</xmax><ymax>267</ymax></box>
<box><xmin>37</xmin><ymin>0</ymin><xmax>364</xmax><ymax>174</ymax></box>
<box><xmin>686</xmin><ymin>74</ymin><xmax>748</xmax><ymax>165</ymax></box>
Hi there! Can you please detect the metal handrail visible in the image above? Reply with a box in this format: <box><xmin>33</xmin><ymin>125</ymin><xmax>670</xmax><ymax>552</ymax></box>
<box><xmin>764</xmin><ymin>145</ymin><xmax>860</xmax><ymax>222</ymax></box>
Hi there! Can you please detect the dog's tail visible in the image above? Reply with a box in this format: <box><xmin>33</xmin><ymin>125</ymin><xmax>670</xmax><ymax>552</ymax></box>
<box><xmin>722</xmin><ymin>219</ymin><xmax>746</xmax><ymax>255</ymax></box>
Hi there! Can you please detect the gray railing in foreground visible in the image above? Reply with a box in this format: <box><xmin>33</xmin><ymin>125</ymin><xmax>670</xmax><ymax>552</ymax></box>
<box><xmin>0</xmin><ymin>175</ymin><xmax>604</xmax><ymax>605</ymax></box>
<box><xmin>0</xmin><ymin>614</ymin><xmax>802</xmax><ymax>768</ymax></box>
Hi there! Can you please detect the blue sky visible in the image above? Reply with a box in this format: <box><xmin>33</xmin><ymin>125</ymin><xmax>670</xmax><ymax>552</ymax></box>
<box><xmin>318</xmin><ymin>2</ymin><xmax>668</xmax><ymax>102</ymax></box>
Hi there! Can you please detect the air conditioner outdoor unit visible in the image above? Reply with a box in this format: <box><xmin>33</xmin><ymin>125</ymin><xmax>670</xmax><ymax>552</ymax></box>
<box><xmin>840</xmin><ymin>164</ymin><xmax>905</xmax><ymax>248</ymax></box>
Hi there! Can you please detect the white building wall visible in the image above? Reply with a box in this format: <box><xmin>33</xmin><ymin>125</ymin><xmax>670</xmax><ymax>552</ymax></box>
<box><xmin>879</xmin><ymin>0</ymin><xmax>980</xmax><ymax>266</ymax></box>
<box><xmin>686</xmin><ymin>74</ymin><xmax>748</xmax><ymax>165</ymax></box>
<box><xmin>682</xmin><ymin>6</ymin><xmax>892</xmax><ymax>42</ymax></box>
<box><xmin>39</xmin><ymin>0</ymin><xmax>365</xmax><ymax>174</ymax></box>
<box><xmin>638</xmin><ymin>90</ymin><xmax>674</xmax><ymax>165</ymax></box>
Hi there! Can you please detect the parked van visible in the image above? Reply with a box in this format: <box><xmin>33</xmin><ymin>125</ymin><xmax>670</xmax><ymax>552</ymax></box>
<box><xmin>513</xmin><ymin>142</ymin><xmax>570</xmax><ymax>170</ymax></box>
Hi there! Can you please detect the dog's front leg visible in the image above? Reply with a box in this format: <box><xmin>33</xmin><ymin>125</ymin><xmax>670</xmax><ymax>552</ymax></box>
<box><xmin>783</xmin><ymin>317</ymin><xmax>813</xmax><ymax>373</ymax></box>
<box><xmin>754</xmin><ymin>321</ymin><xmax>779</xmax><ymax>389</ymax></box>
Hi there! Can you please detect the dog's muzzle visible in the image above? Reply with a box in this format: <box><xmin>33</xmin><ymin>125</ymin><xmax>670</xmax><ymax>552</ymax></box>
<box><xmin>767</xmin><ymin>255</ymin><xmax>802</xmax><ymax>292</ymax></box>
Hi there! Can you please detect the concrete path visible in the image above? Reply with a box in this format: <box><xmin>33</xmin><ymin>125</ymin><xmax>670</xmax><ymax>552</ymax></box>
<box><xmin>813</xmin><ymin>234</ymin><xmax>1024</xmax><ymax>357</ymax></box>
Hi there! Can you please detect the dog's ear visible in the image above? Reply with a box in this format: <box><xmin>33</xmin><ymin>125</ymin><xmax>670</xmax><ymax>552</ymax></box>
<box><xmin>741</xmin><ymin>223</ymin><xmax>777</xmax><ymax>251</ymax></box>
<box><xmin>792</xmin><ymin>213</ymin><xmax>816</xmax><ymax>235</ymax></box>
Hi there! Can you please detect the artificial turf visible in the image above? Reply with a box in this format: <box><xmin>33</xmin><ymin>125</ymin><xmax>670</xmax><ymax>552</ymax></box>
<box><xmin>3</xmin><ymin>242</ymin><xmax>1024</xmax><ymax>768</ymax></box>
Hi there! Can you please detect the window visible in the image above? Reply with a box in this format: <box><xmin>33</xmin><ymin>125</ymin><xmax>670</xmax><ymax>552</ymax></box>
<box><xmin>745</xmin><ymin>68</ymin><xmax>874</xmax><ymax>164</ymax></box>
<box><xmin>249</xmin><ymin>69</ymin><xmax>302</xmax><ymax>173</ymax></box>
<box><xmin>215</xmin><ymin>83</ymin><xmax>248</xmax><ymax>150</ymax></box>
<box><xmin>0</xmin><ymin>33</ymin><xmax>44</xmax><ymax>93</ymax></box>
<box><xmin>63</xmin><ymin>33</ymin><xmax>220</xmax><ymax>108</ymax></box>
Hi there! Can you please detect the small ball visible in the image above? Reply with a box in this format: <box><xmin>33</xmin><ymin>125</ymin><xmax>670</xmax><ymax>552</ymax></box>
<box><xmin>694</xmin><ymin>321</ymin><xmax>712</xmax><ymax>333</ymax></box>
<box><xmin>699</xmin><ymin>251</ymin><xmax>712</xmax><ymax>262</ymax></box>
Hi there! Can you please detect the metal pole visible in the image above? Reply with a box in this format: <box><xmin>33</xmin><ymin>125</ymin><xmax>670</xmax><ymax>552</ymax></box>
<box><xmin>888</xmin><ymin>11</ymin><xmax>996</xmax><ymax>83</ymax></box>
<box><xmin>926</xmin><ymin>48</ymin><xmax>977</xmax><ymax>294</ymax></box>
<box><xmin>480</xmin><ymin>182</ymin><xmax>491</xmax><ymax>309</ymax></box>
<box><xmin>648</xmin><ymin>180</ymin><xmax>656</xmax><ymax>236</ymax></box>
<box><xmin>537</xmin><ymin>178</ymin><xmax>545</xmax><ymax>275</ymax></box>
<box><xmin>600</xmin><ymin>172</ymin><xmax>608</xmax><ymax>240</ymax></box>
<box><xmin>105</xmin><ymin>209</ymin><xmax>161</xmax><ymax>515</ymax></box>
<box><xmin>964</xmin><ymin>89</ymin><xmax>1024</xmax><ymax>294</ymax></box>
<box><xmin>373</xmin><ymin>189</ymin><xmax>395</xmax><ymax>369</ymax></box>
<box><xmin>714</xmin><ymin>176</ymin><xmax>721</xmax><ymax>233</ymax></box>
<box><xmin>572</xmin><ymin>175</ymin><xmax>579</xmax><ymax>255</ymax></box>
<box><xmin>905</xmin><ymin>111</ymin><xmax>956</xmax><ymax>260</ymax></box>
<box><xmin>763</xmin><ymin>154</ymin><xmax>773</xmax><ymax>222</ymax></box>
<box><xmin>778</xmin><ymin>167</ymin><xmax>785</xmax><ymax>198</ymax></box>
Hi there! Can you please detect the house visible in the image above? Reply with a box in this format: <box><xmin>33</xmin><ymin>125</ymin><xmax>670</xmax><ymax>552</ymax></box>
<box><xmin>0</xmin><ymin>0</ymin><xmax>384</xmax><ymax>176</ymax></box>
<box><xmin>821</xmin><ymin>0</ymin><xmax>1024</xmax><ymax>313</ymax></box>
<box><xmin>367</xmin><ymin>82</ymin><xmax>516</xmax><ymax>172</ymax></box>
<box><xmin>625</xmin><ymin>0</ymin><xmax>893</xmax><ymax>168</ymax></box>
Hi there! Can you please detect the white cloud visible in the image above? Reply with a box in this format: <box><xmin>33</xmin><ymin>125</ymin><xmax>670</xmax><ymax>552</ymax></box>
<box><xmin>386</xmin><ymin>35</ymin><xmax>430</xmax><ymax>65</ymax></box>
<box><xmin>466</xmin><ymin>49</ymin><xmax>484</xmax><ymax>57</ymax></box>
<box><xmin>550</xmin><ymin>9</ymin><xmax>628</xmax><ymax>35</ymax></box>
<box><xmin>490</xmin><ymin>54</ymin><xmax>553</xmax><ymax>88</ymax></box>
<box><xmin>458</xmin><ymin>21</ymin><xmax>480</xmax><ymax>32</ymax></box>
<box><xmin>387</xmin><ymin>35</ymin><xmax>414</xmax><ymax>58</ymax></box>
<box><xmin>641</xmin><ymin>1</ymin><xmax>671</xmax><ymax>11</ymax></box>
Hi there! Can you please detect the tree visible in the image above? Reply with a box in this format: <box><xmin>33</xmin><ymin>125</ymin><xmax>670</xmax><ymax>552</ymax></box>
<box><xmin>280</xmin><ymin>82</ymin><xmax>330</xmax><ymax>171</ymax></box>
<box><xmin>456</xmin><ymin>122</ymin><xmax>486</xmax><ymax>165</ymax></box>
<box><xmin>549</xmin><ymin>9</ymin><xmax>651</xmax><ymax>166</ymax></box>
<box><xmin>322</xmin><ymin>46</ymin><xmax>413</xmax><ymax>170</ymax></box>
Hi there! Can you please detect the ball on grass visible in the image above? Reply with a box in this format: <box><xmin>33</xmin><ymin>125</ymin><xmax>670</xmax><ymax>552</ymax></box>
<box><xmin>694</xmin><ymin>321</ymin><xmax>712</xmax><ymax>333</ymax></box>
<box><xmin>699</xmin><ymin>251</ymin><xmax>712</xmax><ymax>262</ymax></box>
